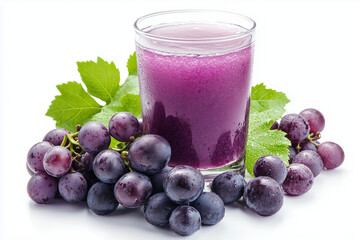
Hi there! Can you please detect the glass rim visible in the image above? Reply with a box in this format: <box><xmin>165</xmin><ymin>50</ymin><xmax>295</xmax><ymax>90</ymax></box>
<box><xmin>134</xmin><ymin>9</ymin><xmax>256</xmax><ymax>43</ymax></box>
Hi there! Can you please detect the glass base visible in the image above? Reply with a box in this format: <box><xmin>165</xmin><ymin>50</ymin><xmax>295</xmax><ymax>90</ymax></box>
<box><xmin>200</xmin><ymin>157</ymin><xmax>245</xmax><ymax>191</ymax></box>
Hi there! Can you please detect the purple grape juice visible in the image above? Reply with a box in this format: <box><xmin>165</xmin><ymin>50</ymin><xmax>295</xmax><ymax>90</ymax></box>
<box><xmin>136</xmin><ymin>22</ymin><xmax>254</xmax><ymax>170</ymax></box>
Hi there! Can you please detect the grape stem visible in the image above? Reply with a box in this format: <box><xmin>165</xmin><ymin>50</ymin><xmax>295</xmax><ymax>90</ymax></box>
<box><xmin>121</xmin><ymin>151</ymin><xmax>134</xmax><ymax>172</ymax></box>
<box><xmin>60</xmin><ymin>131</ymin><xmax>85</xmax><ymax>160</ymax></box>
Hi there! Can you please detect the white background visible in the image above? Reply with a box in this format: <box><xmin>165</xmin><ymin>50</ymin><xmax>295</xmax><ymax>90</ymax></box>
<box><xmin>1</xmin><ymin>0</ymin><xmax>360</xmax><ymax>239</ymax></box>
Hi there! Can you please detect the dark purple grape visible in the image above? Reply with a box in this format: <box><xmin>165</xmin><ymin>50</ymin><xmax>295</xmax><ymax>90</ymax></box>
<box><xmin>114</xmin><ymin>172</ymin><xmax>152</xmax><ymax>208</ymax></box>
<box><xmin>300</xmin><ymin>140</ymin><xmax>318</xmax><ymax>152</ymax></box>
<box><xmin>288</xmin><ymin>146</ymin><xmax>297</xmax><ymax>162</ymax></box>
<box><xmin>282</xmin><ymin>163</ymin><xmax>314</xmax><ymax>196</ymax></box>
<box><xmin>243</xmin><ymin>176</ymin><xmax>283</xmax><ymax>216</ymax></box>
<box><xmin>92</xmin><ymin>149</ymin><xmax>127</xmax><ymax>184</ymax></box>
<box><xmin>43</xmin><ymin>128</ymin><xmax>70</xmax><ymax>146</ymax></box>
<box><xmin>143</xmin><ymin>192</ymin><xmax>178</xmax><ymax>227</ymax></box>
<box><xmin>299</xmin><ymin>108</ymin><xmax>325</xmax><ymax>133</ymax></box>
<box><xmin>43</xmin><ymin>146</ymin><xmax>72</xmax><ymax>177</ymax></box>
<box><xmin>78</xmin><ymin>121</ymin><xmax>111</xmax><ymax>155</ymax></box>
<box><xmin>27</xmin><ymin>141</ymin><xmax>54</xmax><ymax>173</ymax></box>
<box><xmin>163</xmin><ymin>165</ymin><xmax>204</xmax><ymax>204</ymax></box>
<box><xmin>270</xmin><ymin>121</ymin><xmax>279</xmax><ymax>130</ymax></box>
<box><xmin>253</xmin><ymin>155</ymin><xmax>287</xmax><ymax>184</ymax></box>
<box><xmin>128</xmin><ymin>134</ymin><xmax>171</xmax><ymax>174</ymax></box>
<box><xmin>87</xmin><ymin>182</ymin><xmax>119</xmax><ymax>215</ymax></box>
<box><xmin>292</xmin><ymin>150</ymin><xmax>323</xmax><ymax>177</ymax></box>
<box><xmin>149</xmin><ymin>166</ymin><xmax>173</xmax><ymax>194</ymax></box>
<box><xmin>317</xmin><ymin>141</ymin><xmax>345</xmax><ymax>169</ymax></box>
<box><xmin>192</xmin><ymin>192</ymin><xmax>225</xmax><ymax>226</ymax></box>
<box><xmin>279</xmin><ymin>113</ymin><xmax>310</xmax><ymax>144</ymax></box>
<box><xmin>27</xmin><ymin>172</ymin><xmax>57</xmax><ymax>204</ymax></box>
<box><xmin>80</xmin><ymin>152</ymin><xmax>95</xmax><ymax>172</ymax></box>
<box><xmin>109</xmin><ymin>112</ymin><xmax>140</xmax><ymax>142</ymax></box>
<box><xmin>211</xmin><ymin>171</ymin><xmax>245</xmax><ymax>204</ymax></box>
<box><xmin>169</xmin><ymin>206</ymin><xmax>201</xmax><ymax>236</ymax></box>
<box><xmin>58</xmin><ymin>172</ymin><xmax>88</xmax><ymax>202</ymax></box>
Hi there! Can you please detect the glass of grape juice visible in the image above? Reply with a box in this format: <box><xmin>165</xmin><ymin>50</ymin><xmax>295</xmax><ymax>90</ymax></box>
<box><xmin>134</xmin><ymin>10</ymin><xmax>256</xmax><ymax>178</ymax></box>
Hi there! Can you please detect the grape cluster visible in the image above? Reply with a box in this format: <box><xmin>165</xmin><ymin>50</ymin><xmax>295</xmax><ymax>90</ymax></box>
<box><xmin>267</xmin><ymin>108</ymin><xmax>345</xmax><ymax>196</ymax></box>
<box><xmin>26</xmin><ymin>107</ymin><xmax>345</xmax><ymax>236</ymax></box>
<box><xmin>26</xmin><ymin>112</ymin><xmax>225</xmax><ymax>236</ymax></box>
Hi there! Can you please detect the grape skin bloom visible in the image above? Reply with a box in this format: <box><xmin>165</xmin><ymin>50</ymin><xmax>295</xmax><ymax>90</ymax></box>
<box><xmin>114</xmin><ymin>172</ymin><xmax>153</xmax><ymax>208</ymax></box>
<box><xmin>169</xmin><ymin>205</ymin><xmax>201</xmax><ymax>236</ymax></box>
<box><xmin>279</xmin><ymin>113</ymin><xmax>310</xmax><ymax>144</ymax></box>
<box><xmin>317</xmin><ymin>141</ymin><xmax>345</xmax><ymax>169</ymax></box>
<box><xmin>92</xmin><ymin>149</ymin><xmax>127</xmax><ymax>184</ymax></box>
<box><xmin>292</xmin><ymin>150</ymin><xmax>324</xmax><ymax>177</ymax></box>
<box><xmin>27</xmin><ymin>172</ymin><xmax>58</xmax><ymax>204</ymax></box>
<box><xmin>128</xmin><ymin>134</ymin><xmax>171</xmax><ymax>175</ymax></box>
<box><xmin>59</xmin><ymin>172</ymin><xmax>88</xmax><ymax>202</ymax></box>
<box><xmin>109</xmin><ymin>112</ymin><xmax>140</xmax><ymax>142</ymax></box>
<box><xmin>299</xmin><ymin>108</ymin><xmax>325</xmax><ymax>133</ymax></box>
<box><xmin>163</xmin><ymin>165</ymin><xmax>204</xmax><ymax>205</ymax></box>
<box><xmin>192</xmin><ymin>192</ymin><xmax>225</xmax><ymax>226</ymax></box>
<box><xmin>282</xmin><ymin>163</ymin><xmax>314</xmax><ymax>196</ymax></box>
<box><xmin>78</xmin><ymin>121</ymin><xmax>111</xmax><ymax>155</ymax></box>
<box><xmin>143</xmin><ymin>192</ymin><xmax>178</xmax><ymax>227</ymax></box>
<box><xmin>244</xmin><ymin>176</ymin><xmax>283</xmax><ymax>216</ymax></box>
<box><xmin>87</xmin><ymin>182</ymin><xmax>119</xmax><ymax>215</ymax></box>
<box><xmin>253</xmin><ymin>155</ymin><xmax>287</xmax><ymax>184</ymax></box>
<box><xmin>211</xmin><ymin>171</ymin><xmax>246</xmax><ymax>204</ymax></box>
<box><xmin>43</xmin><ymin>146</ymin><xmax>72</xmax><ymax>177</ymax></box>
<box><xmin>27</xmin><ymin>141</ymin><xmax>54</xmax><ymax>173</ymax></box>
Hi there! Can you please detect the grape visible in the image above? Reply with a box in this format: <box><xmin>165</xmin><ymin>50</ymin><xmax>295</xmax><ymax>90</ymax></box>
<box><xmin>43</xmin><ymin>146</ymin><xmax>72</xmax><ymax>177</ymax></box>
<box><xmin>163</xmin><ymin>165</ymin><xmax>204</xmax><ymax>204</ymax></box>
<box><xmin>317</xmin><ymin>141</ymin><xmax>345</xmax><ymax>169</ymax></box>
<box><xmin>27</xmin><ymin>172</ymin><xmax>57</xmax><ymax>204</ymax></box>
<box><xmin>270</xmin><ymin>120</ymin><xmax>279</xmax><ymax>130</ymax></box>
<box><xmin>109</xmin><ymin>112</ymin><xmax>140</xmax><ymax>142</ymax></box>
<box><xmin>92</xmin><ymin>149</ymin><xmax>127</xmax><ymax>184</ymax></box>
<box><xmin>253</xmin><ymin>155</ymin><xmax>287</xmax><ymax>184</ymax></box>
<box><xmin>27</xmin><ymin>141</ymin><xmax>53</xmax><ymax>173</ymax></box>
<box><xmin>87</xmin><ymin>182</ymin><xmax>119</xmax><ymax>215</ymax></box>
<box><xmin>143</xmin><ymin>192</ymin><xmax>178</xmax><ymax>227</ymax></box>
<box><xmin>299</xmin><ymin>108</ymin><xmax>325</xmax><ymax>133</ymax></box>
<box><xmin>292</xmin><ymin>150</ymin><xmax>324</xmax><ymax>177</ymax></box>
<box><xmin>279</xmin><ymin>113</ymin><xmax>310</xmax><ymax>144</ymax></box>
<box><xmin>169</xmin><ymin>206</ymin><xmax>201</xmax><ymax>236</ymax></box>
<box><xmin>114</xmin><ymin>172</ymin><xmax>152</xmax><ymax>208</ymax></box>
<box><xmin>243</xmin><ymin>176</ymin><xmax>283</xmax><ymax>216</ymax></box>
<box><xmin>43</xmin><ymin>128</ymin><xmax>70</xmax><ymax>146</ymax></box>
<box><xmin>211</xmin><ymin>171</ymin><xmax>246</xmax><ymax>204</ymax></box>
<box><xmin>80</xmin><ymin>152</ymin><xmax>95</xmax><ymax>172</ymax></box>
<box><xmin>288</xmin><ymin>146</ymin><xmax>297</xmax><ymax>162</ymax></box>
<box><xmin>78</xmin><ymin>121</ymin><xmax>111</xmax><ymax>155</ymax></box>
<box><xmin>282</xmin><ymin>163</ymin><xmax>314</xmax><ymax>196</ymax></box>
<box><xmin>148</xmin><ymin>166</ymin><xmax>173</xmax><ymax>194</ymax></box>
<box><xmin>128</xmin><ymin>134</ymin><xmax>171</xmax><ymax>174</ymax></box>
<box><xmin>299</xmin><ymin>140</ymin><xmax>318</xmax><ymax>152</ymax></box>
<box><xmin>192</xmin><ymin>192</ymin><xmax>225</xmax><ymax>226</ymax></box>
<box><xmin>58</xmin><ymin>172</ymin><xmax>88</xmax><ymax>202</ymax></box>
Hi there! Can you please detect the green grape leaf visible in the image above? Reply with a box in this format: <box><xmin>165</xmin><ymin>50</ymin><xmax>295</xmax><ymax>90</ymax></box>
<box><xmin>46</xmin><ymin>54</ymin><xmax>141</xmax><ymax>133</ymax></box>
<box><xmin>245</xmin><ymin>84</ymin><xmax>292</xmax><ymax>176</ymax></box>
<box><xmin>127</xmin><ymin>51</ymin><xmax>137</xmax><ymax>75</ymax></box>
<box><xmin>77</xmin><ymin>57</ymin><xmax>120</xmax><ymax>104</ymax></box>
<box><xmin>45</xmin><ymin>81</ymin><xmax>102</xmax><ymax>132</ymax></box>
<box><xmin>250</xmin><ymin>83</ymin><xmax>290</xmax><ymax>119</ymax></box>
